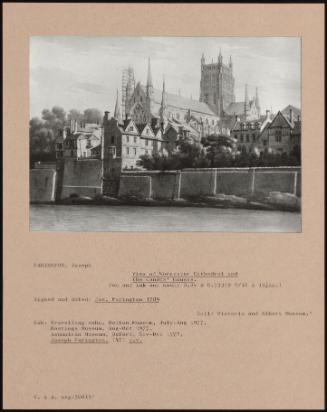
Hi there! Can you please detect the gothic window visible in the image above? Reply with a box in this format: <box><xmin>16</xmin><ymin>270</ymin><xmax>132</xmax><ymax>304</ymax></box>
<box><xmin>134</xmin><ymin>148</ymin><xmax>137</xmax><ymax>155</ymax></box>
<box><xmin>129</xmin><ymin>126</ymin><xmax>134</xmax><ymax>132</ymax></box>
<box><xmin>126</xmin><ymin>147</ymin><xmax>130</xmax><ymax>155</ymax></box>
<box><xmin>126</xmin><ymin>136</ymin><xmax>130</xmax><ymax>143</ymax></box>
<box><xmin>252</xmin><ymin>134</ymin><xmax>256</xmax><ymax>141</ymax></box>
<box><xmin>240</xmin><ymin>135</ymin><xmax>244</xmax><ymax>142</ymax></box>
<box><xmin>111</xmin><ymin>136</ymin><xmax>115</xmax><ymax>144</ymax></box>
<box><xmin>246</xmin><ymin>134</ymin><xmax>250</xmax><ymax>142</ymax></box>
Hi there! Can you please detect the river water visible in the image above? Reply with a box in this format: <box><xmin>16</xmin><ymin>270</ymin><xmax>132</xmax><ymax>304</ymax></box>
<box><xmin>29</xmin><ymin>205</ymin><xmax>301</xmax><ymax>232</ymax></box>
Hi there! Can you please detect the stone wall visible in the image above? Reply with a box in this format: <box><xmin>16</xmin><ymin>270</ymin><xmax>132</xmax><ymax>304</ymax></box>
<box><xmin>60</xmin><ymin>158</ymin><xmax>102</xmax><ymax>199</ymax></box>
<box><xmin>118</xmin><ymin>167</ymin><xmax>301</xmax><ymax>200</ymax></box>
<box><xmin>30</xmin><ymin>169</ymin><xmax>57</xmax><ymax>203</ymax></box>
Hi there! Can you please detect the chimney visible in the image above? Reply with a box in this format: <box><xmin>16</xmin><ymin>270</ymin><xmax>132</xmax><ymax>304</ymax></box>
<box><xmin>266</xmin><ymin>109</ymin><xmax>270</xmax><ymax>120</ymax></box>
<box><xmin>297</xmin><ymin>114</ymin><xmax>300</xmax><ymax>121</ymax></box>
<box><xmin>104</xmin><ymin>111</ymin><xmax>110</xmax><ymax>121</ymax></box>
<box><xmin>289</xmin><ymin>108</ymin><xmax>293</xmax><ymax>124</ymax></box>
<box><xmin>70</xmin><ymin>119</ymin><xmax>74</xmax><ymax>132</ymax></box>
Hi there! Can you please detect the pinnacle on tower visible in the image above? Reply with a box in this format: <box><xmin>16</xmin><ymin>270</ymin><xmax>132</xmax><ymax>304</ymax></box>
<box><xmin>218</xmin><ymin>48</ymin><xmax>223</xmax><ymax>65</ymax></box>
<box><xmin>244</xmin><ymin>83</ymin><xmax>249</xmax><ymax>106</ymax></box>
<box><xmin>159</xmin><ymin>75</ymin><xmax>167</xmax><ymax>121</ymax></box>
<box><xmin>244</xmin><ymin>84</ymin><xmax>249</xmax><ymax>118</ymax></box>
<box><xmin>114</xmin><ymin>89</ymin><xmax>121</xmax><ymax>123</ymax></box>
<box><xmin>255</xmin><ymin>87</ymin><xmax>260</xmax><ymax>107</ymax></box>
<box><xmin>146</xmin><ymin>57</ymin><xmax>153</xmax><ymax>90</ymax></box>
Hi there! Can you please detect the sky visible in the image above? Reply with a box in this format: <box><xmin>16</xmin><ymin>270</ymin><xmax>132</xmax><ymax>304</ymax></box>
<box><xmin>30</xmin><ymin>36</ymin><xmax>301</xmax><ymax>119</ymax></box>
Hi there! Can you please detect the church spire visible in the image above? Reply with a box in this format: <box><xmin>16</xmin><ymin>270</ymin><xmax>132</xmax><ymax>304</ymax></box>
<box><xmin>255</xmin><ymin>86</ymin><xmax>260</xmax><ymax>108</ymax></box>
<box><xmin>244</xmin><ymin>84</ymin><xmax>249</xmax><ymax>118</ymax></box>
<box><xmin>114</xmin><ymin>89</ymin><xmax>121</xmax><ymax>123</ymax></box>
<box><xmin>146</xmin><ymin>57</ymin><xmax>153</xmax><ymax>90</ymax></box>
<box><xmin>244</xmin><ymin>83</ymin><xmax>249</xmax><ymax>106</ymax></box>
<box><xmin>218</xmin><ymin>48</ymin><xmax>223</xmax><ymax>65</ymax></box>
<box><xmin>201</xmin><ymin>53</ymin><xmax>205</xmax><ymax>66</ymax></box>
<box><xmin>159</xmin><ymin>75</ymin><xmax>166</xmax><ymax>122</ymax></box>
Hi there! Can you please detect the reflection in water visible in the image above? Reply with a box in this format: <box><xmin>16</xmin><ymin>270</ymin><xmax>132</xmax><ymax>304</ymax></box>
<box><xmin>30</xmin><ymin>205</ymin><xmax>301</xmax><ymax>233</ymax></box>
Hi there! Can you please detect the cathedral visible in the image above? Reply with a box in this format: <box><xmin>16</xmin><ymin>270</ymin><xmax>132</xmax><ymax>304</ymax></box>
<box><xmin>199</xmin><ymin>50</ymin><xmax>261</xmax><ymax>122</ymax></box>
<box><xmin>122</xmin><ymin>53</ymin><xmax>261</xmax><ymax>140</ymax></box>
<box><xmin>122</xmin><ymin>58</ymin><xmax>221</xmax><ymax>142</ymax></box>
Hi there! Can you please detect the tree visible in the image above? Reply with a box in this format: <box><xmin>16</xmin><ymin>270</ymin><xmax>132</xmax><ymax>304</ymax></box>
<box><xmin>83</xmin><ymin>108</ymin><xmax>102</xmax><ymax>124</ymax></box>
<box><xmin>68</xmin><ymin>109</ymin><xmax>83</xmax><ymax>122</ymax></box>
<box><xmin>41</xmin><ymin>106</ymin><xmax>66</xmax><ymax>137</ymax></box>
<box><xmin>201</xmin><ymin>134</ymin><xmax>237</xmax><ymax>167</ymax></box>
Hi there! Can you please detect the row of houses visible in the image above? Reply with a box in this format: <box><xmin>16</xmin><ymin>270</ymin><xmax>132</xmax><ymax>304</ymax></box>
<box><xmin>55</xmin><ymin>104</ymin><xmax>301</xmax><ymax>172</ymax></box>
<box><xmin>230</xmin><ymin>105</ymin><xmax>301</xmax><ymax>155</ymax></box>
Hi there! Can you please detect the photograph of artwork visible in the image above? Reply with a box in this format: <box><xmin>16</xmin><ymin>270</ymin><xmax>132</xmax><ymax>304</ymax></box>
<box><xmin>29</xmin><ymin>37</ymin><xmax>301</xmax><ymax>232</ymax></box>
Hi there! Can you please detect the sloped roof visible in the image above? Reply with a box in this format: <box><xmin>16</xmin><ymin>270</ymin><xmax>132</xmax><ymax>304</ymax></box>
<box><xmin>292</xmin><ymin>120</ymin><xmax>301</xmax><ymax>135</ymax></box>
<box><xmin>224</xmin><ymin>102</ymin><xmax>245</xmax><ymax>116</ymax></box>
<box><xmin>259</xmin><ymin>118</ymin><xmax>272</xmax><ymax>132</ymax></box>
<box><xmin>268</xmin><ymin>111</ymin><xmax>294</xmax><ymax>129</ymax></box>
<box><xmin>136</xmin><ymin>123</ymin><xmax>147</xmax><ymax>134</ymax></box>
<box><xmin>221</xmin><ymin>116</ymin><xmax>238</xmax><ymax>131</ymax></box>
<box><xmin>140</xmin><ymin>85</ymin><xmax>217</xmax><ymax>116</ymax></box>
<box><xmin>281</xmin><ymin>105</ymin><xmax>301</xmax><ymax>120</ymax></box>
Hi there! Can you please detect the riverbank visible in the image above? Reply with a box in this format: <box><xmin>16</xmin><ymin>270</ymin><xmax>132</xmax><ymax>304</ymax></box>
<box><xmin>30</xmin><ymin>191</ymin><xmax>301</xmax><ymax>213</ymax></box>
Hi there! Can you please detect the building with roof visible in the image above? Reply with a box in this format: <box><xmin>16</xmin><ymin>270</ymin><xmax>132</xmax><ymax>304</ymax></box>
<box><xmin>258</xmin><ymin>107</ymin><xmax>301</xmax><ymax>155</ymax></box>
<box><xmin>223</xmin><ymin>83</ymin><xmax>261</xmax><ymax>122</ymax></box>
<box><xmin>230</xmin><ymin>105</ymin><xmax>301</xmax><ymax>155</ymax></box>
<box><xmin>230</xmin><ymin>110</ymin><xmax>272</xmax><ymax>154</ymax></box>
<box><xmin>102</xmin><ymin>107</ymin><xmax>165</xmax><ymax>175</ymax></box>
<box><xmin>124</xmin><ymin>58</ymin><xmax>221</xmax><ymax>141</ymax></box>
<box><xmin>55</xmin><ymin>120</ymin><xmax>102</xmax><ymax>160</ymax></box>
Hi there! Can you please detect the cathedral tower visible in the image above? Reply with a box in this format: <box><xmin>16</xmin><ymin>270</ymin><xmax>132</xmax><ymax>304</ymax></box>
<box><xmin>199</xmin><ymin>50</ymin><xmax>235</xmax><ymax>117</ymax></box>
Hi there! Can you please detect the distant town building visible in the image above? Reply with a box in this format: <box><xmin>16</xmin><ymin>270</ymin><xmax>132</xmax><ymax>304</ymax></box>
<box><xmin>55</xmin><ymin>120</ymin><xmax>102</xmax><ymax>160</ymax></box>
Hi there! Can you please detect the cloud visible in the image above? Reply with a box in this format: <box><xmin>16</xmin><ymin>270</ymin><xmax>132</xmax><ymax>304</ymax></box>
<box><xmin>30</xmin><ymin>37</ymin><xmax>301</xmax><ymax>117</ymax></box>
<box><xmin>30</xmin><ymin>66</ymin><xmax>108</xmax><ymax>95</ymax></box>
